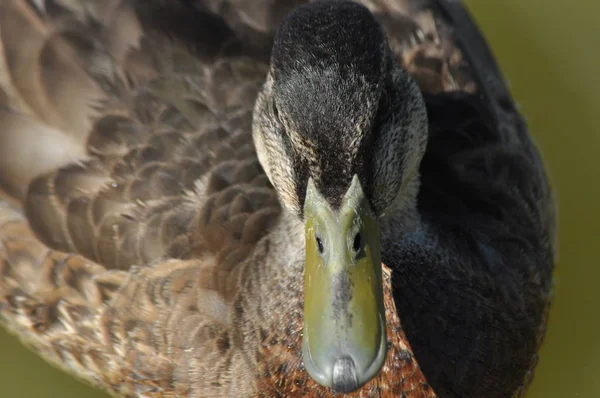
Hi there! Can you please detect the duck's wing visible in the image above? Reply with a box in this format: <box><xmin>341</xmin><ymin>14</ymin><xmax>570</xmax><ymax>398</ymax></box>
<box><xmin>373</xmin><ymin>2</ymin><xmax>556</xmax><ymax>398</ymax></box>
<box><xmin>0</xmin><ymin>1</ymin><xmax>281</xmax><ymax>396</ymax></box>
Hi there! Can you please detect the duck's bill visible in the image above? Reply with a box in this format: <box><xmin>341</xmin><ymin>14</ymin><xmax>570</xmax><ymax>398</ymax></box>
<box><xmin>302</xmin><ymin>177</ymin><xmax>387</xmax><ymax>393</ymax></box>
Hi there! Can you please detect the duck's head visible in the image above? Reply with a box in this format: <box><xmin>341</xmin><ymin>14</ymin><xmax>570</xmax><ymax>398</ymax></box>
<box><xmin>252</xmin><ymin>0</ymin><xmax>428</xmax><ymax>393</ymax></box>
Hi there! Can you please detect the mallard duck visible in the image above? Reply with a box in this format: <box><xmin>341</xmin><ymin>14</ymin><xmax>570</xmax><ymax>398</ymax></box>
<box><xmin>0</xmin><ymin>0</ymin><xmax>555</xmax><ymax>397</ymax></box>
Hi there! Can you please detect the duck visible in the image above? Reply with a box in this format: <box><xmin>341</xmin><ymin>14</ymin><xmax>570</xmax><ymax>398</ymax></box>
<box><xmin>0</xmin><ymin>0</ymin><xmax>555</xmax><ymax>397</ymax></box>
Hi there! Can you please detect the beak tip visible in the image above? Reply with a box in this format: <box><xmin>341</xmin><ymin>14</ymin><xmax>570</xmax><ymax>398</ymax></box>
<box><xmin>302</xmin><ymin>316</ymin><xmax>388</xmax><ymax>393</ymax></box>
<box><xmin>332</xmin><ymin>356</ymin><xmax>359</xmax><ymax>393</ymax></box>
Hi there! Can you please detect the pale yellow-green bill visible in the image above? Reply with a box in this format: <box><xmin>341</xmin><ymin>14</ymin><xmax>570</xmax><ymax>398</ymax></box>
<box><xmin>302</xmin><ymin>176</ymin><xmax>387</xmax><ymax>393</ymax></box>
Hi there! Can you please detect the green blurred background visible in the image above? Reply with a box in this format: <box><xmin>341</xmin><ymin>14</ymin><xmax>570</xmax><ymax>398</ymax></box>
<box><xmin>1</xmin><ymin>1</ymin><xmax>598</xmax><ymax>397</ymax></box>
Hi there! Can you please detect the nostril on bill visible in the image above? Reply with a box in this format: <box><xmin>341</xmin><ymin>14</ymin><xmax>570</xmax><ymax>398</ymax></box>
<box><xmin>332</xmin><ymin>355</ymin><xmax>359</xmax><ymax>393</ymax></box>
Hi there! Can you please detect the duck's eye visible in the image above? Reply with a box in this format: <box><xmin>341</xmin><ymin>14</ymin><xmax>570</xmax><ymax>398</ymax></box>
<box><xmin>353</xmin><ymin>232</ymin><xmax>362</xmax><ymax>252</ymax></box>
<box><xmin>316</xmin><ymin>236</ymin><xmax>324</xmax><ymax>254</ymax></box>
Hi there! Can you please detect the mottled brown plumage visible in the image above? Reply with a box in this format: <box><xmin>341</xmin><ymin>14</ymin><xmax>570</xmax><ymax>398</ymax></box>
<box><xmin>0</xmin><ymin>0</ymin><xmax>554</xmax><ymax>397</ymax></box>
